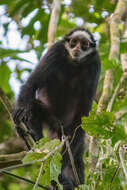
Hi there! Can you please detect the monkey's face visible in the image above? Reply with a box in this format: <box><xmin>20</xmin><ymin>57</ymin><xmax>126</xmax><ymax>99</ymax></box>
<box><xmin>65</xmin><ymin>29</ymin><xmax>96</xmax><ymax>62</ymax></box>
<box><xmin>69</xmin><ymin>36</ymin><xmax>90</xmax><ymax>58</ymax></box>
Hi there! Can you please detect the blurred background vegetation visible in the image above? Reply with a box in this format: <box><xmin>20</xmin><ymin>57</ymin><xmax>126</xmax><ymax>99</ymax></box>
<box><xmin>0</xmin><ymin>0</ymin><xmax>127</xmax><ymax>189</ymax></box>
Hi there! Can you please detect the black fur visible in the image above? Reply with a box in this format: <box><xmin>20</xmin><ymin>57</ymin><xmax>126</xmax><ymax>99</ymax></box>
<box><xmin>13</xmin><ymin>28</ymin><xmax>101</xmax><ymax>190</ymax></box>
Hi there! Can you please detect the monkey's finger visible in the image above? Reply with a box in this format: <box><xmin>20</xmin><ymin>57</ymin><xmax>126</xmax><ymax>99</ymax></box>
<box><xmin>13</xmin><ymin>108</ymin><xmax>24</xmax><ymax>123</ymax></box>
<box><xmin>13</xmin><ymin>109</ymin><xmax>23</xmax><ymax>122</ymax></box>
<box><xmin>18</xmin><ymin>111</ymin><xmax>27</xmax><ymax>122</ymax></box>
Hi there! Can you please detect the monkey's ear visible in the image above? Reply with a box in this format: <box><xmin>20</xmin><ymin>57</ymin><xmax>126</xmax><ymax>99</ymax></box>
<box><xmin>90</xmin><ymin>41</ymin><xmax>96</xmax><ymax>48</ymax></box>
<box><xmin>64</xmin><ymin>35</ymin><xmax>70</xmax><ymax>42</ymax></box>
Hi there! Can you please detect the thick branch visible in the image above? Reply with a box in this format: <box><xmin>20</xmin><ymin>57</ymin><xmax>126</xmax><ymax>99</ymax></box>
<box><xmin>107</xmin><ymin>18</ymin><xmax>127</xmax><ymax>112</ymax></box>
<box><xmin>97</xmin><ymin>69</ymin><xmax>114</xmax><ymax>113</ymax></box>
<box><xmin>0</xmin><ymin>138</ymin><xmax>25</xmax><ymax>154</ymax></box>
<box><xmin>48</xmin><ymin>0</ymin><xmax>61</xmax><ymax>48</ymax></box>
<box><xmin>119</xmin><ymin>146</ymin><xmax>127</xmax><ymax>180</ymax></box>
<box><xmin>109</xmin><ymin>0</ymin><xmax>127</xmax><ymax>60</ymax></box>
<box><xmin>0</xmin><ymin>151</ymin><xmax>26</xmax><ymax>162</ymax></box>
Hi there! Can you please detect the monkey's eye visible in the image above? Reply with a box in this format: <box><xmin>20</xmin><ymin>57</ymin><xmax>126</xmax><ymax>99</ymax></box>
<box><xmin>81</xmin><ymin>40</ymin><xmax>89</xmax><ymax>50</ymax></box>
<box><xmin>69</xmin><ymin>38</ymin><xmax>78</xmax><ymax>48</ymax></box>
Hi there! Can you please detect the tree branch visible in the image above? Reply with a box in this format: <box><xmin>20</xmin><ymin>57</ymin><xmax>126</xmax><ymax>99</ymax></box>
<box><xmin>48</xmin><ymin>0</ymin><xmax>61</xmax><ymax>48</ymax></box>
<box><xmin>119</xmin><ymin>145</ymin><xmax>127</xmax><ymax>180</ymax></box>
<box><xmin>2</xmin><ymin>170</ymin><xmax>48</xmax><ymax>190</ymax></box>
<box><xmin>65</xmin><ymin>136</ymin><xmax>80</xmax><ymax>186</ymax></box>
<box><xmin>33</xmin><ymin>162</ymin><xmax>44</xmax><ymax>190</ymax></box>
<box><xmin>109</xmin><ymin>0</ymin><xmax>127</xmax><ymax>60</ymax></box>
<box><xmin>97</xmin><ymin>69</ymin><xmax>114</xmax><ymax>113</ymax></box>
<box><xmin>107</xmin><ymin>18</ymin><xmax>127</xmax><ymax>112</ymax></box>
<box><xmin>0</xmin><ymin>151</ymin><xmax>26</xmax><ymax>162</ymax></box>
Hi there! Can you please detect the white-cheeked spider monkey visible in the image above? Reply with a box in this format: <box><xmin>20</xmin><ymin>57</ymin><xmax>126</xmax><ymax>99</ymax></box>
<box><xmin>13</xmin><ymin>28</ymin><xmax>101</xmax><ymax>190</ymax></box>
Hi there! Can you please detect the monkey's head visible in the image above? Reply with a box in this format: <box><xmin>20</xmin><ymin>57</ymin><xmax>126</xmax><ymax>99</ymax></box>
<box><xmin>64</xmin><ymin>28</ymin><xmax>96</xmax><ymax>62</ymax></box>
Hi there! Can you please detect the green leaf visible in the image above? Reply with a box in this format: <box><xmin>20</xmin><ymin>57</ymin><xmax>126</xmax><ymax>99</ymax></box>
<box><xmin>23</xmin><ymin>152</ymin><xmax>45</xmax><ymax>163</ymax></box>
<box><xmin>120</xmin><ymin>40</ymin><xmax>127</xmax><ymax>54</ymax></box>
<box><xmin>50</xmin><ymin>153</ymin><xmax>62</xmax><ymax>184</ymax></box>
<box><xmin>33</xmin><ymin>137</ymin><xmax>50</xmax><ymax>149</ymax></box>
<box><xmin>39</xmin><ymin>139</ymin><xmax>61</xmax><ymax>153</ymax></box>
<box><xmin>40</xmin><ymin>158</ymin><xmax>51</xmax><ymax>186</ymax></box>
<box><xmin>82</xmin><ymin>111</ymin><xmax>115</xmax><ymax>139</ymax></box>
<box><xmin>0</xmin><ymin>65</ymin><xmax>11</xmax><ymax>93</ymax></box>
<box><xmin>111</xmin><ymin>124</ymin><xmax>127</xmax><ymax>145</ymax></box>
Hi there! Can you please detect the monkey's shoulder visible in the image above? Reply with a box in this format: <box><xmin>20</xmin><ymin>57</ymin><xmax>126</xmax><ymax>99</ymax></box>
<box><xmin>41</xmin><ymin>41</ymin><xmax>68</xmax><ymax>64</ymax></box>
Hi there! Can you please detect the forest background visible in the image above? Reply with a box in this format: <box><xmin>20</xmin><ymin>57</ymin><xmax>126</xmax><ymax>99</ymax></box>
<box><xmin>0</xmin><ymin>0</ymin><xmax>127</xmax><ymax>189</ymax></box>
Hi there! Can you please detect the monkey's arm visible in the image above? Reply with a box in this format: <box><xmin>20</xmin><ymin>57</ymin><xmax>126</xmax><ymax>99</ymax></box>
<box><xmin>13</xmin><ymin>42</ymin><xmax>66</xmax><ymax>124</ymax></box>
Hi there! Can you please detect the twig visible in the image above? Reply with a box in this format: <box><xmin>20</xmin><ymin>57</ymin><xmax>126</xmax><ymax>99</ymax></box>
<box><xmin>110</xmin><ymin>165</ymin><xmax>120</xmax><ymax>184</ymax></box>
<box><xmin>115</xmin><ymin>109</ymin><xmax>127</xmax><ymax>120</ymax></box>
<box><xmin>62</xmin><ymin>125</ymin><xmax>81</xmax><ymax>156</ymax></box>
<box><xmin>60</xmin><ymin>125</ymin><xmax>80</xmax><ymax>186</ymax></box>
<box><xmin>65</xmin><ymin>136</ymin><xmax>80</xmax><ymax>186</ymax></box>
<box><xmin>2</xmin><ymin>170</ymin><xmax>48</xmax><ymax>190</ymax></box>
<box><xmin>70</xmin><ymin>125</ymin><xmax>81</xmax><ymax>145</ymax></box>
<box><xmin>119</xmin><ymin>146</ymin><xmax>127</xmax><ymax>180</ymax></box>
<box><xmin>33</xmin><ymin>162</ymin><xmax>44</xmax><ymax>190</ymax></box>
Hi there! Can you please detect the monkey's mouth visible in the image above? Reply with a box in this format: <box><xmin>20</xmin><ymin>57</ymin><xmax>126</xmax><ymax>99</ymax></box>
<box><xmin>73</xmin><ymin>49</ymin><xmax>81</xmax><ymax>57</ymax></box>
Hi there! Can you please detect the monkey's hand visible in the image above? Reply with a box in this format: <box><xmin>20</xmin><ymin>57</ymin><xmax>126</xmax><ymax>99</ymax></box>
<box><xmin>13</xmin><ymin>103</ymin><xmax>34</xmax><ymax>125</ymax></box>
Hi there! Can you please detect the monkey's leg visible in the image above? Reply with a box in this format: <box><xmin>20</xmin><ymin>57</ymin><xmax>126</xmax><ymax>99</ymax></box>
<box><xmin>24</xmin><ymin>100</ymin><xmax>59</xmax><ymax>142</ymax></box>
<box><xmin>59</xmin><ymin>127</ymin><xmax>85</xmax><ymax>190</ymax></box>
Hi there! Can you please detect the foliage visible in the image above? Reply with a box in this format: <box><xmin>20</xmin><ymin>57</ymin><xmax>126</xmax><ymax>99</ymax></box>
<box><xmin>0</xmin><ymin>0</ymin><xmax>127</xmax><ymax>189</ymax></box>
<box><xmin>82</xmin><ymin>106</ymin><xmax>127</xmax><ymax>145</ymax></box>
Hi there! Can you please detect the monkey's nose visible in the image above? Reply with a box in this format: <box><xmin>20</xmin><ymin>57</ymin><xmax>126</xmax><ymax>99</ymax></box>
<box><xmin>76</xmin><ymin>43</ymin><xmax>81</xmax><ymax>49</ymax></box>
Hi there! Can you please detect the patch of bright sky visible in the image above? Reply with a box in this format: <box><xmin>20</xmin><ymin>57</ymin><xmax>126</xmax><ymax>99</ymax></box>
<box><xmin>89</xmin><ymin>5</ymin><xmax>94</xmax><ymax>13</ymax></box>
<box><xmin>42</xmin><ymin>1</ymin><xmax>50</xmax><ymax>14</ymax></box>
<box><xmin>34</xmin><ymin>21</ymin><xmax>41</xmax><ymax>30</ymax></box>
<box><xmin>64</xmin><ymin>0</ymin><xmax>71</xmax><ymax>6</ymax></box>
<box><xmin>101</xmin><ymin>11</ymin><xmax>109</xmax><ymax>18</ymax></box>
<box><xmin>75</xmin><ymin>18</ymin><xmax>84</xmax><ymax>26</ymax></box>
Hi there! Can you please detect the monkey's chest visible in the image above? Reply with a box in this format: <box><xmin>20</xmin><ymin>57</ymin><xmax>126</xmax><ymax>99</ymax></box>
<box><xmin>47</xmin><ymin>73</ymin><xmax>88</xmax><ymax>105</ymax></box>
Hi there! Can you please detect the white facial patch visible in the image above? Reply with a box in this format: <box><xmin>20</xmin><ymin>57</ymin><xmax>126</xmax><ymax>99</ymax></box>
<box><xmin>69</xmin><ymin>30</ymin><xmax>93</xmax><ymax>43</ymax></box>
<box><xmin>65</xmin><ymin>41</ymin><xmax>94</xmax><ymax>62</ymax></box>
<box><xmin>77</xmin><ymin>48</ymin><xmax>93</xmax><ymax>60</ymax></box>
